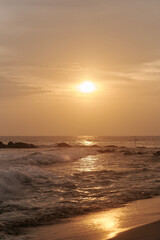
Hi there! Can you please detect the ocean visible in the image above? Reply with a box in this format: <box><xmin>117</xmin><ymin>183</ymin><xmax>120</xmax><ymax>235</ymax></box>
<box><xmin>0</xmin><ymin>136</ymin><xmax>160</xmax><ymax>239</ymax></box>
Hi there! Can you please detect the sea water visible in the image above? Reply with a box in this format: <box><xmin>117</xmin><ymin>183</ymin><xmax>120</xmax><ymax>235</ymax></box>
<box><xmin>0</xmin><ymin>136</ymin><xmax>160</xmax><ymax>239</ymax></box>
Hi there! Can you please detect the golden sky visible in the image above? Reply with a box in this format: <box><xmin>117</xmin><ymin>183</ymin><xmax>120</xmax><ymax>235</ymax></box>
<box><xmin>0</xmin><ymin>0</ymin><xmax>160</xmax><ymax>136</ymax></box>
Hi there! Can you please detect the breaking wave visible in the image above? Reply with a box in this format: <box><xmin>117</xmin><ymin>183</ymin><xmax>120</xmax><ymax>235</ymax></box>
<box><xmin>0</xmin><ymin>138</ymin><xmax>160</xmax><ymax>239</ymax></box>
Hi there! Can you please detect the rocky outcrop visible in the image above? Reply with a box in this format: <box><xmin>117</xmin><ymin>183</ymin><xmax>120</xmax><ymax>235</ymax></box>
<box><xmin>98</xmin><ymin>149</ymin><xmax>116</xmax><ymax>153</ymax></box>
<box><xmin>153</xmin><ymin>151</ymin><xmax>160</xmax><ymax>156</ymax></box>
<box><xmin>0</xmin><ymin>141</ymin><xmax>37</xmax><ymax>148</ymax></box>
<box><xmin>0</xmin><ymin>141</ymin><xmax>5</xmax><ymax>148</ymax></box>
<box><xmin>56</xmin><ymin>142</ymin><xmax>71</xmax><ymax>147</ymax></box>
<box><xmin>105</xmin><ymin>145</ymin><xmax>118</xmax><ymax>148</ymax></box>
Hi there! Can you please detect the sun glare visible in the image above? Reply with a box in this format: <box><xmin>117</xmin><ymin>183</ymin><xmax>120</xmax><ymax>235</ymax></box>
<box><xmin>78</xmin><ymin>81</ymin><xmax>96</xmax><ymax>93</ymax></box>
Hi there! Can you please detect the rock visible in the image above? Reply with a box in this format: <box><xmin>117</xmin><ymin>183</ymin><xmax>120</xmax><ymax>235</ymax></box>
<box><xmin>7</xmin><ymin>141</ymin><xmax>15</xmax><ymax>148</ymax></box>
<box><xmin>57</xmin><ymin>142</ymin><xmax>71</xmax><ymax>148</ymax></box>
<box><xmin>105</xmin><ymin>145</ymin><xmax>118</xmax><ymax>148</ymax></box>
<box><xmin>0</xmin><ymin>141</ymin><xmax>37</xmax><ymax>149</ymax></box>
<box><xmin>136</xmin><ymin>151</ymin><xmax>144</xmax><ymax>155</ymax></box>
<box><xmin>123</xmin><ymin>150</ymin><xmax>144</xmax><ymax>155</ymax></box>
<box><xmin>13</xmin><ymin>142</ymin><xmax>37</xmax><ymax>148</ymax></box>
<box><xmin>153</xmin><ymin>151</ymin><xmax>160</xmax><ymax>156</ymax></box>
<box><xmin>98</xmin><ymin>149</ymin><xmax>116</xmax><ymax>153</ymax></box>
<box><xmin>123</xmin><ymin>150</ymin><xmax>133</xmax><ymax>155</ymax></box>
<box><xmin>0</xmin><ymin>141</ymin><xmax>6</xmax><ymax>148</ymax></box>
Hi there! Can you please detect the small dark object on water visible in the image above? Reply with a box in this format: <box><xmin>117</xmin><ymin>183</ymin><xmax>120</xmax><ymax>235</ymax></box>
<box><xmin>89</xmin><ymin>144</ymin><xmax>99</xmax><ymax>147</ymax></box>
<box><xmin>136</xmin><ymin>151</ymin><xmax>144</xmax><ymax>155</ymax></box>
<box><xmin>57</xmin><ymin>142</ymin><xmax>71</xmax><ymax>147</ymax></box>
<box><xmin>0</xmin><ymin>141</ymin><xmax>37</xmax><ymax>149</ymax></box>
<box><xmin>137</xmin><ymin>146</ymin><xmax>146</xmax><ymax>149</ymax></box>
<box><xmin>98</xmin><ymin>149</ymin><xmax>116</xmax><ymax>153</ymax></box>
<box><xmin>153</xmin><ymin>151</ymin><xmax>160</xmax><ymax>156</ymax></box>
<box><xmin>123</xmin><ymin>150</ymin><xmax>133</xmax><ymax>155</ymax></box>
<box><xmin>105</xmin><ymin>145</ymin><xmax>118</xmax><ymax>148</ymax></box>
<box><xmin>0</xmin><ymin>141</ymin><xmax>5</xmax><ymax>148</ymax></box>
<box><xmin>123</xmin><ymin>150</ymin><xmax>144</xmax><ymax>155</ymax></box>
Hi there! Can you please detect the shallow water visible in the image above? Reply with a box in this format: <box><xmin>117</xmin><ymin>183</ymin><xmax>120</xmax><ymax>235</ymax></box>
<box><xmin>0</xmin><ymin>136</ymin><xmax>160</xmax><ymax>239</ymax></box>
<box><xmin>32</xmin><ymin>197</ymin><xmax>160</xmax><ymax>240</ymax></box>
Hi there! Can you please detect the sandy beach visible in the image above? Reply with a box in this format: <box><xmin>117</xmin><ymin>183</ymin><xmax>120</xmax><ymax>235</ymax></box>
<box><xmin>31</xmin><ymin>197</ymin><xmax>160</xmax><ymax>240</ymax></box>
<box><xmin>109</xmin><ymin>220</ymin><xmax>160</xmax><ymax>240</ymax></box>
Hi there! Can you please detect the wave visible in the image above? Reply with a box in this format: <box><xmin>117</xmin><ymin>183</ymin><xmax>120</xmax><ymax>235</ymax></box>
<box><xmin>0</xmin><ymin>169</ymin><xmax>30</xmax><ymax>201</ymax></box>
<box><xmin>23</xmin><ymin>152</ymin><xmax>72</xmax><ymax>165</ymax></box>
<box><xmin>1</xmin><ymin>188</ymin><xmax>160</xmax><ymax>238</ymax></box>
<box><xmin>9</xmin><ymin>147</ymin><xmax>99</xmax><ymax>166</ymax></box>
<box><xmin>0</xmin><ymin>153</ymin><xmax>157</xmax><ymax>202</ymax></box>
<box><xmin>17</xmin><ymin>147</ymin><xmax>155</xmax><ymax>167</ymax></box>
<box><xmin>0</xmin><ymin>167</ymin><xmax>51</xmax><ymax>202</ymax></box>
<box><xmin>38</xmin><ymin>142</ymin><xmax>100</xmax><ymax>149</ymax></box>
<box><xmin>0</xmin><ymin>143</ymin><xmax>160</xmax><ymax>239</ymax></box>
<box><xmin>0</xmin><ymin>164</ymin><xmax>157</xmax><ymax>204</ymax></box>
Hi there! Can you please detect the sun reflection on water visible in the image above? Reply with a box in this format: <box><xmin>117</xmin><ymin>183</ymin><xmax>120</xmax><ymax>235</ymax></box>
<box><xmin>76</xmin><ymin>136</ymin><xmax>96</xmax><ymax>147</ymax></box>
<box><xmin>81</xmin><ymin>140</ymin><xmax>94</xmax><ymax>146</ymax></box>
<box><xmin>79</xmin><ymin>155</ymin><xmax>98</xmax><ymax>172</ymax></box>
<box><xmin>84</xmin><ymin>208</ymin><xmax>128</xmax><ymax>239</ymax></box>
<box><xmin>92</xmin><ymin>213</ymin><xmax>120</xmax><ymax>239</ymax></box>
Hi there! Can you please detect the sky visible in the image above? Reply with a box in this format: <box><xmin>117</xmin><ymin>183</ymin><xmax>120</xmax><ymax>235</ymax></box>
<box><xmin>0</xmin><ymin>0</ymin><xmax>160</xmax><ymax>136</ymax></box>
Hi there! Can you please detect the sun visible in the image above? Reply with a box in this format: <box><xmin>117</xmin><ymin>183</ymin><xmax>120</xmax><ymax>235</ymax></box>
<box><xmin>78</xmin><ymin>81</ymin><xmax>96</xmax><ymax>93</ymax></box>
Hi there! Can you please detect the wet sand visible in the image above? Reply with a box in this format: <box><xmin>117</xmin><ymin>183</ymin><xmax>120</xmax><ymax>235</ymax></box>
<box><xmin>109</xmin><ymin>220</ymin><xmax>160</xmax><ymax>240</ymax></box>
<box><xmin>31</xmin><ymin>197</ymin><xmax>160</xmax><ymax>240</ymax></box>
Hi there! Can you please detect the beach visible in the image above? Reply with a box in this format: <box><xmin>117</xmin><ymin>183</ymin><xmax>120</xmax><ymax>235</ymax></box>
<box><xmin>31</xmin><ymin>197</ymin><xmax>160</xmax><ymax>240</ymax></box>
<box><xmin>0</xmin><ymin>136</ymin><xmax>160</xmax><ymax>239</ymax></box>
<box><xmin>110</xmin><ymin>221</ymin><xmax>160</xmax><ymax>240</ymax></box>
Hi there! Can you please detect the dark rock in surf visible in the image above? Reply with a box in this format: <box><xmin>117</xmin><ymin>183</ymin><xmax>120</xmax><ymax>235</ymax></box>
<box><xmin>13</xmin><ymin>142</ymin><xmax>37</xmax><ymax>148</ymax></box>
<box><xmin>123</xmin><ymin>150</ymin><xmax>133</xmax><ymax>155</ymax></box>
<box><xmin>153</xmin><ymin>151</ymin><xmax>160</xmax><ymax>156</ymax></box>
<box><xmin>57</xmin><ymin>142</ymin><xmax>71</xmax><ymax>148</ymax></box>
<box><xmin>0</xmin><ymin>141</ymin><xmax>5</xmax><ymax>148</ymax></box>
<box><xmin>0</xmin><ymin>141</ymin><xmax>37</xmax><ymax>148</ymax></box>
<box><xmin>136</xmin><ymin>151</ymin><xmax>144</xmax><ymax>155</ymax></box>
<box><xmin>123</xmin><ymin>150</ymin><xmax>144</xmax><ymax>156</ymax></box>
<box><xmin>105</xmin><ymin>145</ymin><xmax>118</xmax><ymax>148</ymax></box>
<box><xmin>7</xmin><ymin>141</ymin><xmax>15</xmax><ymax>147</ymax></box>
<box><xmin>137</xmin><ymin>146</ymin><xmax>146</xmax><ymax>149</ymax></box>
<box><xmin>98</xmin><ymin>148</ymin><xmax>116</xmax><ymax>153</ymax></box>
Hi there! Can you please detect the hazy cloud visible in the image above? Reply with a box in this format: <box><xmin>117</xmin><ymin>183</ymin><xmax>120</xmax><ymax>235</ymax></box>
<box><xmin>1</xmin><ymin>0</ymin><xmax>160</xmax><ymax>134</ymax></box>
<box><xmin>0</xmin><ymin>77</ymin><xmax>50</xmax><ymax>99</ymax></box>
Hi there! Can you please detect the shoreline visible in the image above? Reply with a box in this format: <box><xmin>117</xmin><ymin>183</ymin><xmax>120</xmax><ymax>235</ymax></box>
<box><xmin>109</xmin><ymin>220</ymin><xmax>160</xmax><ymax>240</ymax></box>
<box><xmin>30</xmin><ymin>196</ymin><xmax>160</xmax><ymax>240</ymax></box>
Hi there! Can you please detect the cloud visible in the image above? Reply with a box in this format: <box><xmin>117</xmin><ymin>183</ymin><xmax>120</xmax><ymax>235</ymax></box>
<box><xmin>0</xmin><ymin>0</ymin><xmax>160</xmax><ymax>80</ymax></box>
<box><xmin>0</xmin><ymin>76</ymin><xmax>50</xmax><ymax>100</ymax></box>
<box><xmin>119</xmin><ymin>60</ymin><xmax>160</xmax><ymax>82</ymax></box>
